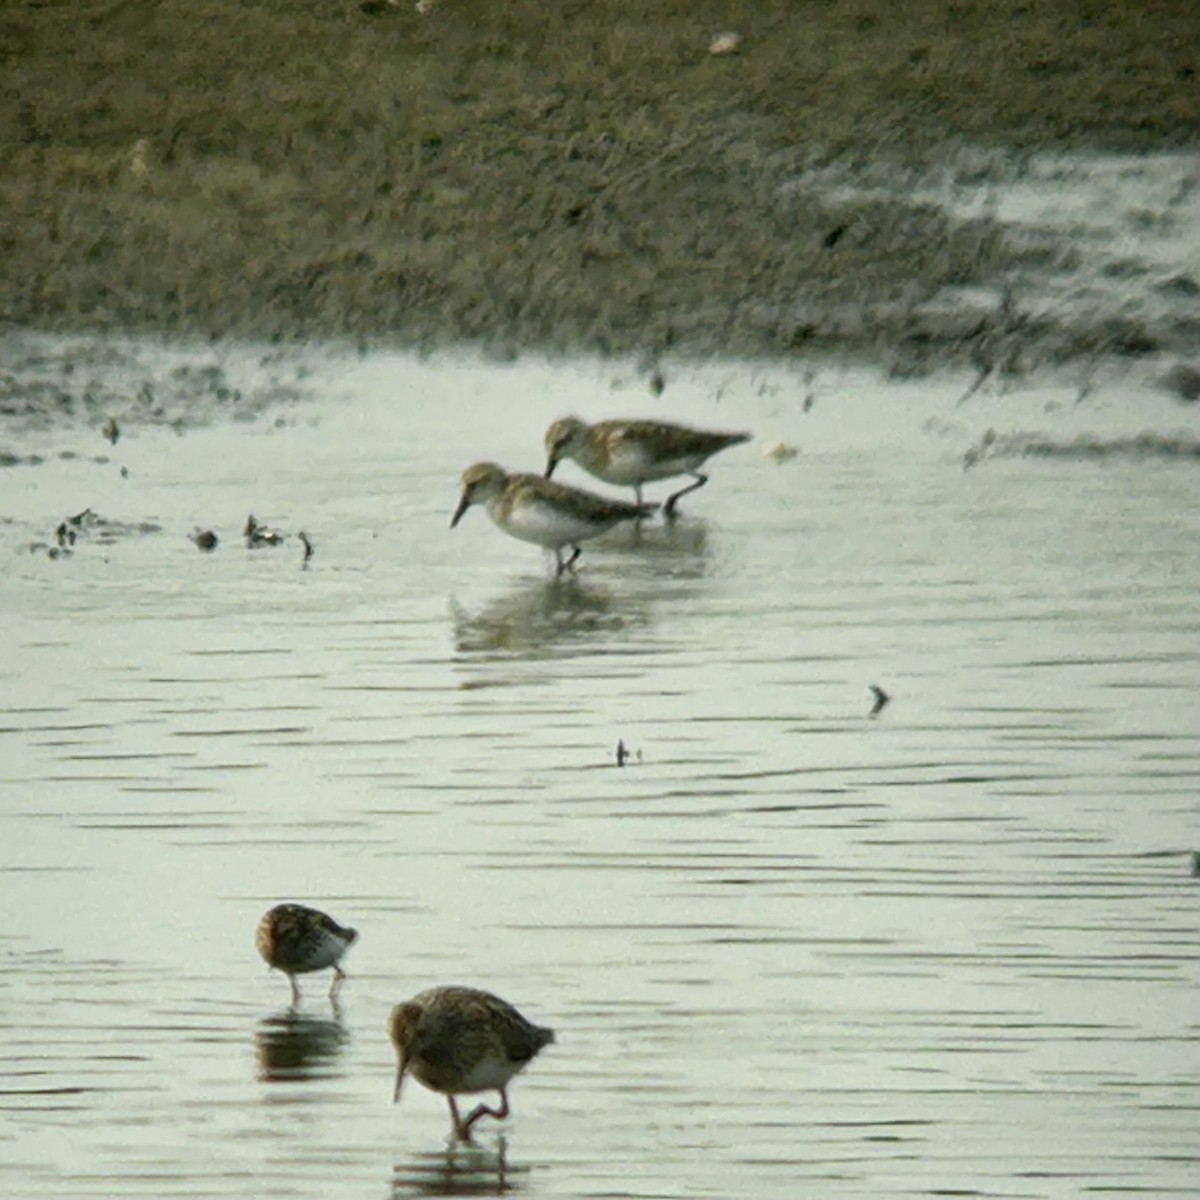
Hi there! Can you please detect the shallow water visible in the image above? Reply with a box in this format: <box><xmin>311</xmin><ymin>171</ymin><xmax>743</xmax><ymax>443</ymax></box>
<box><xmin>2</xmin><ymin>339</ymin><xmax>1199</xmax><ymax>1199</ymax></box>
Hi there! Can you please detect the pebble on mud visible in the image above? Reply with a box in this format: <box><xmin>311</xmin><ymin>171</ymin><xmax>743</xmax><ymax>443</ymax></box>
<box><xmin>762</xmin><ymin>441</ymin><xmax>798</xmax><ymax>463</ymax></box>
<box><xmin>709</xmin><ymin>32</ymin><xmax>742</xmax><ymax>55</ymax></box>
<box><xmin>190</xmin><ymin>529</ymin><xmax>219</xmax><ymax>552</ymax></box>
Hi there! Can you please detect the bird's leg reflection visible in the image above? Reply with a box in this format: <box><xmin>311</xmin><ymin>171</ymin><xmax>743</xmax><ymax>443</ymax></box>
<box><xmin>390</xmin><ymin>1134</ymin><xmax>510</xmax><ymax>1198</ymax></box>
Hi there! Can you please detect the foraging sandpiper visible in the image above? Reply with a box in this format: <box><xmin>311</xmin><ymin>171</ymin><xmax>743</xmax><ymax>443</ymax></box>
<box><xmin>255</xmin><ymin>903</ymin><xmax>358</xmax><ymax>1006</ymax></box>
<box><xmin>389</xmin><ymin>985</ymin><xmax>555</xmax><ymax>1141</ymax></box>
<box><xmin>543</xmin><ymin>416</ymin><xmax>751</xmax><ymax>515</ymax></box>
<box><xmin>451</xmin><ymin>461</ymin><xmax>654</xmax><ymax>576</ymax></box>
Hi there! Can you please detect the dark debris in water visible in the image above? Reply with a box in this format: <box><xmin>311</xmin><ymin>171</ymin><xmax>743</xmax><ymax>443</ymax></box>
<box><xmin>1160</xmin><ymin>362</ymin><xmax>1200</xmax><ymax>403</ymax></box>
<box><xmin>963</xmin><ymin>430</ymin><xmax>1200</xmax><ymax>468</ymax></box>
<box><xmin>245</xmin><ymin>513</ymin><xmax>285</xmax><ymax>548</ymax></box>
<box><xmin>615</xmin><ymin>739</ymin><xmax>642</xmax><ymax>766</ymax></box>
<box><xmin>0</xmin><ymin>449</ymin><xmax>45</xmax><ymax>468</ymax></box>
<box><xmin>29</xmin><ymin>507</ymin><xmax>164</xmax><ymax>559</ymax></box>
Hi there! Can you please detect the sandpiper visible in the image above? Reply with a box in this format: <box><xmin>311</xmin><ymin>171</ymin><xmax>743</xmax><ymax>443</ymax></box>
<box><xmin>389</xmin><ymin>986</ymin><xmax>555</xmax><ymax>1142</ymax></box>
<box><xmin>255</xmin><ymin>903</ymin><xmax>358</xmax><ymax>1006</ymax></box>
<box><xmin>451</xmin><ymin>461</ymin><xmax>655</xmax><ymax>576</ymax></box>
<box><xmin>543</xmin><ymin>416</ymin><xmax>752</xmax><ymax>515</ymax></box>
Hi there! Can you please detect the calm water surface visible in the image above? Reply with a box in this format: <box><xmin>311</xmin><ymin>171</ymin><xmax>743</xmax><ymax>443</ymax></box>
<box><xmin>1</xmin><ymin>340</ymin><xmax>1198</xmax><ymax>1199</ymax></box>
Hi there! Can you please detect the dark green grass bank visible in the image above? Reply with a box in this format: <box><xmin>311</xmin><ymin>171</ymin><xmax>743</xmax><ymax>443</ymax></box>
<box><xmin>1</xmin><ymin>0</ymin><xmax>1194</xmax><ymax>364</ymax></box>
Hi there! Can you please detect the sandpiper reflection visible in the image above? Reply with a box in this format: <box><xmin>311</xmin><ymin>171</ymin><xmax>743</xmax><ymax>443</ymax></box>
<box><xmin>391</xmin><ymin>1136</ymin><xmax>527</xmax><ymax>1197</ymax></box>
<box><xmin>255</xmin><ymin>1010</ymin><xmax>349</xmax><ymax>1083</ymax></box>
<box><xmin>451</xmin><ymin>576</ymin><xmax>646</xmax><ymax>658</ymax></box>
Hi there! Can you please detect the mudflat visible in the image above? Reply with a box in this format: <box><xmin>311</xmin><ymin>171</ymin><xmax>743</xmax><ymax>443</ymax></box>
<box><xmin>1</xmin><ymin>1</ymin><xmax>1194</xmax><ymax>364</ymax></box>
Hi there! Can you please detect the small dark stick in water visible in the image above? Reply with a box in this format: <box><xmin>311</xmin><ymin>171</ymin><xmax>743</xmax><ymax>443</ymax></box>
<box><xmin>101</xmin><ymin>417</ymin><xmax>120</xmax><ymax>445</ymax></box>
<box><xmin>616</xmin><ymin>739</ymin><xmax>628</xmax><ymax>767</ymax></box>
<box><xmin>298</xmin><ymin>531</ymin><xmax>314</xmax><ymax>565</ymax></box>
<box><xmin>869</xmin><ymin>684</ymin><xmax>890</xmax><ymax>718</ymax></box>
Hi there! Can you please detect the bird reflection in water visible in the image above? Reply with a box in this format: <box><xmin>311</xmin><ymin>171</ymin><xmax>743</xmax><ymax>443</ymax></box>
<box><xmin>587</xmin><ymin>511</ymin><xmax>711</xmax><ymax>573</ymax></box>
<box><xmin>452</xmin><ymin>521</ymin><xmax>709</xmax><ymax>658</ymax></box>
<box><xmin>255</xmin><ymin>1010</ymin><xmax>349</xmax><ymax>1083</ymax></box>
<box><xmin>452</xmin><ymin>577</ymin><xmax>637</xmax><ymax>658</ymax></box>
<box><xmin>391</xmin><ymin>1136</ymin><xmax>527</xmax><ymax>1198</ymax></box>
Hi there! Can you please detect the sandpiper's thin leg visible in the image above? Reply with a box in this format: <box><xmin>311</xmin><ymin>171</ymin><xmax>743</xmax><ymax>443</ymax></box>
<box><xmin>557</xmin><ymin>546</ymin><xmax>582</xmax><ymax>577</ymax></box>
<box><xmin>462</xmin><ymin>1088</ymin><xmax>510</xmax><ymax>1135</ymax></box>
<box><xmin>289</xmin><ymin>975</ymin><xmax>302</xmax><ymax>1007</ymax></box>
<box><xmin>447</xmin><ymin>1095</ymin><xmax>470</xmax><ymax>1142</ymax></box>
<box><xmin>329</xmin><ymin>966</ymin><xmax>346</xmax><ymax>1000</ymax></box>
<box><xmin>663</xmin><ymin>472</ymin><xmax>707</xmax><ymax>518</ymax></box>
<box><xmin>634</xmin><ymin>483</ymin><xmax>644</xmax><ymax>506</ymax></box>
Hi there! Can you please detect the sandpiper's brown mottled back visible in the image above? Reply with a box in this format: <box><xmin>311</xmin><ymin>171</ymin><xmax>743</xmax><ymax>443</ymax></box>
<box><xmin>543</xmin><ymin>416</ymin><xmax>751</xmax><ymax>515</ymax></box>
<box><xmin>389</xmin><ymin>985</ymin><xmax>555</xmax><ymax>1141</ymax></box>
<box><xmin>255</xmin><ymin>903</ymin><xmax>358</xmax><ymax>1006</ymax></box>
<box><xmin>451</xmin><ymin>461</ymin><xmax>655</xmax><ymax>576</ymax></box>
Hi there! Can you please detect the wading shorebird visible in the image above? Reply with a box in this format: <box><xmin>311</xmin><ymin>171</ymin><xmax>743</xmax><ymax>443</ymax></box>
<box><xmin>255</xmin><ymin>903</ymin><xmax>358</xmax><ymax>1006</ymax></box>
<box><xmin>389</xmin><ymin>986</ymin><xmax>555</xmax><ymax>1142</ymax></box>
<box><xmin>450</xmin><ymin>461</ymin><xmax>655</xmax><ymax>576</ymax></box>
<box><xmin>543</xmin><ymin>416</ymin><xmax>752</xmax><ymax>516</ymax></box>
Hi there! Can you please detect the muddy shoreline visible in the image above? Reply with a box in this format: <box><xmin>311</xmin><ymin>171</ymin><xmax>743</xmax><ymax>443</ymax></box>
<box><xmin>1</xmin><ymin>2</ymin><xmax>1196</xmax><ymax>376</ymax></box>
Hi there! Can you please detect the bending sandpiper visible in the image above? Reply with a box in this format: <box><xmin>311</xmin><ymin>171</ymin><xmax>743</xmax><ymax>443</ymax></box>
<box><xmin>389</xmin><ymin>985</ymin><xmax>555</xmax><ymax>1142</ymax></box>
<box><xmin>255</xmin><ymin>903</ymin><xmax>358</xmax><ymax>1006</ymax></box>
<box><xmin>451</xmin><ymin>460</ymin><xmax>654</xmax><ymax>576</ymax></box>
<box><xmin>543</xmin><ymin>416</ymin><xmax>751</xmax><ymax>515</ymax></box>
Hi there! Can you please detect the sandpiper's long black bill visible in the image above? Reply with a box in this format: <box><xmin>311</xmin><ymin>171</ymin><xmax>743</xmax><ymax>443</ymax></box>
<box><xmin>393</xmin><ymin>1062</ymin><xmax>407</xmax><ymax>1103</ymax></box>
<box><xmin>543</xmin><ymin>456</ymin><xmax>559</xmax><ymax>480</ymax></box>
<box><xmin>450</xmin><ymin>493</ymin><xmax>470</xmax><ymax>528</ymax></box>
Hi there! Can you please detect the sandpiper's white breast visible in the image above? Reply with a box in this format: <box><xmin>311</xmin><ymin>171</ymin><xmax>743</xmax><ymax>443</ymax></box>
<box><xmin>456</xmin><ymin>1051</ymin><xmax>524</xmax><ymax>1094</ymax></box>
<box><xmin>301</xmin><ymin>926</ymin><xmax>353</xmax><ymax>971</ymax></box>
<box><xmin>605</xmin><ymin>440</ymin><xmax>699</xmax><ymax>483</ymax></box>
<box><xmin>493</xmin><ymin>496</ymin><xmax>611</xmax><ymax>549</ymax></box>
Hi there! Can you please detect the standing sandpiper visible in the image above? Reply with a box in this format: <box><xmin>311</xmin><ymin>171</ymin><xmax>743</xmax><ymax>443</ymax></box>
<box><xmin>389</xmin><ymin>986</ymin><xmax>555</xmax><ymax>1141</ymax></box>
<box><xmin>543</xmin><ymin>416</ymin><xmax>751</xmax><ymax>515</ymax></box>
<box><xmin>451</xmin><ymin>461</ymin><xmax>655</xmax><ymax>576</ymax></box>
<box><xmin>255</xmin><ymin>903</ymin><xmax>358</xmax><ymax>1006</ymax></box>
